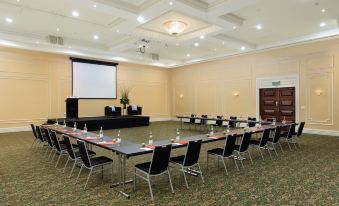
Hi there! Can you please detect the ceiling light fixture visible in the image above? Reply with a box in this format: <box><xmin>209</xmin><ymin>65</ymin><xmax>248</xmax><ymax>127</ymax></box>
<box><xmin>240</xmin><ymin>46</ymin><xmax>246</xmax><ymax>51</ymax></box>
<box><xmin>137</xmin><ymin>16</ymin><xmax>144</xmax><ymax>22</ymax></box>
<box><xmin>194</xmin><ymin>42</ymin><xmax>199</xmax><ymax>47</ymax></box>
<box><xmin>169</xmin><ymin>1</ymin><xmax>173</xmax><ymax>6</ymax></box>
<box><xmin>186</xmin><ymin>54</ymin><xmax>190</xmax><ymax>57</ymax></box>
<box><xmin>200</xmin><ymin>35</ymin><xmax>205</xmax><ymax>39</ymax></box>
<box><xmin>5</xmin><ymin>17</ymin><xmax>13</xmax><ymax>23</ymax></box>
<box><xmin>163</xmin><ymin>20</ymin><xmax>187</xmax><ymax>35</ymax></box>
<box><xmin>93</xmin><ymin>35</ymin><xmax>99</xmax><ymax>40</ymax></box>
<box><xmin>320</xmin><ymin>22</ymin><xmax>327</xmax><ymax>27</ymax></box>
<box><xmin>72</xmin><ymin>11</ymin><xmax>79</xmax><ymax>17</ymax></box>
<box><xmin>233</xmin><ymin>26</ymin><xmax>237</xmax><ymax>29</ymax></box>
<box><xmin>256</xmin><ymin>24</ymin><xmax>263</xmax><ymax>30</ymax></box>
<box><xmin>321</xmin><ymin>8</ymin><xmax>326</xmax><ymax>13</ymax></box>
<box><xmin>56</xmin><ymin>28</ymin><xmax>60</xmax><ymax>32</ymax></box>
<box><xmin>93</xmin><ymin>4</ymin><xmax>97</xmax><ymax>8</ymax></box>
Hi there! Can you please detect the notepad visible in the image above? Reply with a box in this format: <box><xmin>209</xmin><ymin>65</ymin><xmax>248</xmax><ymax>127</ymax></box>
<box><xmin>173</xmin><ymin>140</ymin><xmax>188</xmax><ymax>145</ymax></box>
<box><xmin>208</xmin><ymin>136</ymin><xmax>224</xmax><ymax>139</ymax></box>
<box><xmin>81</xmin><ymin>137</ymin><xmax>96</xmax><ymax>140</ymax></box>
<box><xmin>97</xmin><ymin>141</ymin><xmax>116</xmax><ymax>145</ymax></box>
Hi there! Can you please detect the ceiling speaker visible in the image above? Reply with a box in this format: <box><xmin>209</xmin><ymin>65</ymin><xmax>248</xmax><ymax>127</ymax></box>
<box><xmin>151</xmin><ymin>53</ymin><xmax>159</xmax><ymax>61</ymax></box>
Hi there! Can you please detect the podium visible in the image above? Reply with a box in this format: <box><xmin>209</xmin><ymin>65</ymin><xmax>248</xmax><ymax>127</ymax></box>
<box><xmin>66</xmin><ymin>98</ymin><xmax>78</xmax><ymax>119</ymax></box>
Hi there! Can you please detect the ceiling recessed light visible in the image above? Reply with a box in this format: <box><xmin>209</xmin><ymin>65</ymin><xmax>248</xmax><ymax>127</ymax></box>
<box><xmin>320</xmin><ymin>22</ymin><xmax>327</xmax><ymax>27</ymax></box>
<box><xmin>199</xmin><ymin>35</ymin><xmax>205</xmax><ymax>39</ymax></box>
<box><xmin>35</xmin><ymin>41</ymin><xmax>39</xmax><ymax>44</ymax></box>
<box><xmin>5</xmin><ymin>17</ymin><xmax>13</xmax><ymax>23</ymax></box>
<box><xmin>137</xmin><ymin>16</ymin><xmax>144</xmax><ymax>22</ymax></box>
<box><xmin>175</xmin><ymin>43</ymin><xmax>179</xmax><ymax>46</ymax></box>
<box><xmin>56</xmin><ymin>28</ymin><xmax>60</xmax><ymax>32</ymax></box>
<box><xmin>169</xmin><ymin>1</ymin><xmax>173</xmax><ymax>6</ymax></box>
<box><xmin>256</xmin><ymin>24</ymin><xmax>263</xmax><ymax>30</ymax></box>
<box><xmin>72</xmin><ymin>11</ymin><xmax>79</xmax><ymax>17</ymax></box>
<box><xmin>194</xmin><ymin>42</ymin><xmax>199</xmax><ymax>47</ymax></box>
<box><xmin>222</xmin><ymin>41</ymin><xmax>225</xmax><ymax>45</ymax></box>
<box><xmin>186</xmin><ymin>54</ymin><xmax>190</xmax><ymax>57</ymax></box>
<box><xmin>213</xmin><ymin>48</ymin><xmax>217</xmax><ymax>51</ymax></box>
<box><xmin>240</xmin><ymin>46</ymin><xmax>246</xmax><ymax>51</ymax></box>
<box><xmin>93</xmin><ymin>4</ymin><xmax>97</xmax><ymax>8</ymax></box>
<box><xmin>16</xmin><ymin>0</ymin><xmax>20</xmax><ymax>2</ymax></box>
<box><xmin>233</xmin><ymin>26</ymin><xmax>237</xmax><ymax>29</ymax></box>
<box><xmin>116</xmin><ymin>29</ymin><xmax>119</xmax><ymax>33</ymax></box>
<box><xmin>321</xmin><ymin>8</ymin><xmax>326</xmax><ymax>13</ymax></box>
<box><xmin>93</xmin><ymin>35</ymin><xmax>99</xmax><ymax>40</ymax></box>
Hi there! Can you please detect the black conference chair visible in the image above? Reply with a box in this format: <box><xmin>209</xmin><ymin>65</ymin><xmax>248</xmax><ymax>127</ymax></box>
<box><xmin>268</xmin><ymin>126</ymin><xmax>283</xmax><ymax>156</ymax></box>
<box><xmin>212</xmin><ymin>115</ymin><xmax>224</xmax><ymax>129</ymax></box>
<box><xmin>63</xmin><ymin>135</ymin><xmax>96</xmax><ymax>177</ymax></box>
<box><xmin>234</xmin><ymin>132</ymin><xmax>253</xmax><ymax>168</ymax></box>
<box><xmin>195</xmin><ymin>115</ymin><xmax>208</xmax><ymax>130</ymax></box>
<box><xmin>207</xmin><ymin>134</ymin><xmax>239</xmax><ymax>175</ymax></box>
<box><xmin>247</xmin><ymin>117</ymin><xmax>256</xmax><ymax>128</ymax></box>
<box><xmin>228</xmin><ymin>116</ymin><xmax>237</xmax><ymax>128</ymax></box>
<box><xmin>250</xmin><ymin>129</ymin><xmax>272</xmax><ymax>160</ymax></box>
<box><xmin>75</xmin><ymin>140</ymin><xmax>113</xmax><ymax>189</ymax></box>
<box><xmin>50</xmin><ymin>131</ymin><xmax>69</xmax><ymax>168</ymax></box>
<box><xmin>170</xmin><ymin>139</ymin><xmax>204</xmax><ymax>188</ymax></box>
<box><xmin>134</xmin><ymin>144</ymin><xmax>174</xmax><ymax>201</ymax></box>
<box><xmin>281</xmin><ymin>123</ymin><xmax>297</xmax><ymax>150</ymax></box>
<box><xmin>30</xmin><ymin>124</ymin><xmax>39</xmax><ymax>149</ymax></box>
<box><xmin>40</xmin><ymin>127</ymin><xmax>55</xmax><ymax>160</ymax></box>
<box><xmin>184</xmin><ymin>114</ymin><xmax>196</xmax><ymax>129</ymax></box>
<box><xmin>36</xmin><ymin>126</ymin><xmax>47</xmax><ymax>148</ymax></box>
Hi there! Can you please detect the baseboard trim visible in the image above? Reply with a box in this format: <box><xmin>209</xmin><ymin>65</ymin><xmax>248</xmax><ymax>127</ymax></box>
<box><xmin>150</xmin><ymin>117</ymin><xmax>172</xmax><ymax>122</ymax></box>
<box><xmin>0</xmin><ymin>126</ymin><xmax>31</xmax><ymax>133</ymax></box>
<box><xmin>304</xmin><ymin>128</ymin><xmax>339</xmax><ymax>137</ymax></box>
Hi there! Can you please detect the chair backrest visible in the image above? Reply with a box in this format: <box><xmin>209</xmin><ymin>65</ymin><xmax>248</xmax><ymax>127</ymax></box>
<box><xmin>223</xmin><ymin>134</ymin><xmax>237</xmax><ymax>157</ymax></box>
<box><xmin>63</xmin><ymin>135</ymin><xmax>76</xmax><ymax>159</ymax></box>
<box><xmin>239</xmin><ymin>132</ymin><xmax>252</xmax><ymax>152</ymax></box>
<box><xmin>247</xmin><ymin>117</ymin><xmax>256</xmax><ymax>127</ymax></box>
<box><xmin>259</xmin><ymin>129</ymin><xmax>270</xmax><ymax>147</ymax></box>
<box><xmin>30</xmin><ymin>124</ymin><xmax>38</xmax><ymax>139</ymax></box>
<box><xmin>41</xmin><ymin>128</ymin><xmax>53</xmax><ymax>148</ymax></box>
<box><xmin>183</xmin><ymin>139</ymin><xmax>202</xmax><ymax>167</ymax></box>
<box><xmin>50</xmin><ymin>130</ymin><xmax>62</xmax><ymax>152</ymax></box>
<box><xmin>287</xmin><ymin>123</ymin><xmax>296</xmax><ymax>139</ymax></box>
<box><xmin>297</xmin><ymin>122</ymin><xmax>305</xmax><ymax>137</ymax></box>
<box><xmin>272</xmin><ymin>126</ymin><xmax>282</xmax><ymax>143</ymax></box>
<box><xmin>216</xmin><ymin>116</ymin><xmax>223</xmax><ymax>126</ymax></box>
<box><xmin>77</xmin><ymin>140</ymin><xmax>92</xmax><ymax>168</ymax></box>
<box><xmin>149</xmin><ymin>144</ymin><xmax>172</xmax><ymax>175</ymax></box>
<box><xmin>229</xmin><ymin>116</ymin><xmax>237</xmax><ymax>128</ymax></box>
<box><xmin>35</xmin><ymin>126</ymin><xmax>45</xmax><ymax>142</ymax></box>
<box><xmin>201</xmin><ymin>115</ymin><xmax>208</xmax><ymax>125</ymax></box>
<box><xmin>189</xmin><ymin>114</ymin><xmax>195</xmax><ymax>123</ymax></box>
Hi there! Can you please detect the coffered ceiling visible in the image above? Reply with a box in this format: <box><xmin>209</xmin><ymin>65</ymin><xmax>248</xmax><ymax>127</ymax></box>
<box><xmin>0</xmin><ymin>0</ymin><xmax>338</xmax><ymax>68</ymax></box>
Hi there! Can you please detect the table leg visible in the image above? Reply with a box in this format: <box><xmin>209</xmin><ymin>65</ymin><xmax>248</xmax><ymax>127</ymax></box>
<box><xmin>110</xmin><ymin>153</ymin><xmax>133</xmax><ymax>198</ymax></box>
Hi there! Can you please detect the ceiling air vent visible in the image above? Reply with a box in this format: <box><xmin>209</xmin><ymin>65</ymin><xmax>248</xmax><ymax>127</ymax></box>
<box><xmin>151</xmin><ymin>53</ymin><xmax>159</xmax><ymax>61</ymax></box>
<box><xmin>47</xmin><ymin>35</ymin><xmax>64</xmax><ymax>45</ymax></box>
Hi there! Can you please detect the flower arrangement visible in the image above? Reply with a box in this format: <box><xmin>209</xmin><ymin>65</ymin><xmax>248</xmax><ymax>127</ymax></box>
<box><xmin>120</xmin><ymin>86</ymin><xmax>131</xmax><ymax>109</ymax></box>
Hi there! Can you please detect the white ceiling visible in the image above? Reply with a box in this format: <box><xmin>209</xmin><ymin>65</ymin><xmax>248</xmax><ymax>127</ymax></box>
<box><xmin>0</xmin><ymin>0</ymin><xmax>338</xmax><ymax>68</ymax></box>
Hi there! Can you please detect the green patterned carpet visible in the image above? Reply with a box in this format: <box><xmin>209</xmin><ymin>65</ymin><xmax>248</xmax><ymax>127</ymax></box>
<box><xmin>0</xmin><ymin>121</ymin><xmax>338</xmax><ymax>205</ymax></box>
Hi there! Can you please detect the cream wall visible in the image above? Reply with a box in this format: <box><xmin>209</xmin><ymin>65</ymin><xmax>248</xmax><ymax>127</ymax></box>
<box><xmin>171</xmin><ymin>38</ymin><xmax>339</xmax><ymax>132</ymax></box>
<box><xmin>0</xmin><ymin>47</ymin><xmax>171</xmax><ymax>131</ymax></box>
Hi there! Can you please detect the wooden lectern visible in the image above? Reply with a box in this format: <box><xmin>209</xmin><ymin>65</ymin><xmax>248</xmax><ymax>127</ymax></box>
<box><xmin>66</xmin><ymin>97</ymin><xmax>78</xmax><ymax>119</ymax></box>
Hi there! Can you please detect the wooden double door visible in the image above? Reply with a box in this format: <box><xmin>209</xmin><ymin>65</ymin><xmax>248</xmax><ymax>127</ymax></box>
<box><xmin>260</xmin><ymin>87</ymin><xmax>295</xmax><ymax>123</ymax></box>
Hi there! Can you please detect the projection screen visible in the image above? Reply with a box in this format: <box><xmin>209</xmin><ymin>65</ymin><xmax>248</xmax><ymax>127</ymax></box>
<box><xmin>71</xmin><ymin>58</ymin><xmax>117</xmax><ymax>99</ymax></box>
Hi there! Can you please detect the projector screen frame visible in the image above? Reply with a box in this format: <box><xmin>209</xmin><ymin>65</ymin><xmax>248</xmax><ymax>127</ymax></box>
<box><xmin>70</xmin><ymin>57</ymin><xmax>119</xmax><ymax>99</ymax></box>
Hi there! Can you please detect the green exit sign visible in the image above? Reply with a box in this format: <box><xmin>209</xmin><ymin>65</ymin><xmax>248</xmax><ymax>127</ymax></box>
<box><xmin>272</xmin><ymin>81</ymin><xmax>281</xmax><ymax>86</ymax></box>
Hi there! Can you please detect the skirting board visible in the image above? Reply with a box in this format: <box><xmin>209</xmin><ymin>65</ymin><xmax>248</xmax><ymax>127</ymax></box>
<box><xmin>303</xmin><ymin>128</ymin><xmax>339</xmax><ymax>137</ymax></box>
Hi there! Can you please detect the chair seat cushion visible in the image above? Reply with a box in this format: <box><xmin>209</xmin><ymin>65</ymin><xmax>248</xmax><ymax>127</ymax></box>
<box><xmin>135</xmin><ymin>162</ymin><xmax>151</xmax><ymax>173</ymax></box>
<box><xmin>170</xmin><ymin>155</ymin><xmax>185</xmax><ymax>165</ymax></box>
<box><xmin>235</xmin><ymin>144</ymin><xmax>247</xmax><ymax>152</ymax></box>
<box><xmin>207</xmin><ymin>148</ymin><xmax>224</xmax><ymax>156</ymax></box>
<box><xmin>90</xmin><ymin>156</ymin><xmax>113</xmax><ymax>166</ymax></box>
<box><xmin>250</xmin><ymin>140</ymin><xmax>260</xmax><ymax>145</ymax></box>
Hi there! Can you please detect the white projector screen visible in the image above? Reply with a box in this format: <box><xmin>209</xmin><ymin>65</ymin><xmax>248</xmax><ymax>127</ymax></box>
<box><xmin>72</xmin><ymin>59</ymin><xmax>117</xmax><ymax>99</ymax></box>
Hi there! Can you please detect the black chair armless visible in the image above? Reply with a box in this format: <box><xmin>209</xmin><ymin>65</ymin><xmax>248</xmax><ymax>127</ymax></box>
<box><xmin>170</xmin><ymin>139</ymin><xmax>204</xmax><ymax>188</ymax></box>
<box><xmin>30</xmin><ymin>124</ymin><xmax>39</xmax><ymax>149</ymax></box>
<box><xmin>134</xmin><ymin>144</ymin><xmax>174</xmax><ymax>200</ymax></box>
<box><xmin>250</xmin><ymin>129</ymin><xmax>272</xmax><ymax>160</ymax></box>
<box><xmin>247</xmin><ymin>117</ymin><xmax>256</xmax><ymax>127</ymax></box>
<box><xmin>228</xmin><ymin>116</ymin><xmax>237</xmax><ymax>128</ymax></box>
<box><xmin>268</xmin><ymin>126</ymin><xmax>283</xmax><ymax>156</ymax></box>
<box><xmin>234</xmin><ymin>132</ymin><xmax>253</xmax><ymax>168</ymax></box>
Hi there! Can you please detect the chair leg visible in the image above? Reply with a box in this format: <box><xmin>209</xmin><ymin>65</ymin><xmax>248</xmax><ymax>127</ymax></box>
<box><xmin>84</xmin><ymin>168</ymin><xmax>93</xmax><ymax>189</ymax></box>
<box><xmin>47</xmin><ymin>149</ymin><xmax>54</xmax><ymax>161</ymax></box>
<box><xmin>75</xmin><ymin>166</ymin><xmax>83</xmax><ymax>185</ymax></box>
<box><xmin>238</xmin><ymin>152</ymin><xmax>244</xmax><ymax>168</ymax></box>
<box><xmin>147</xmin><ymin>175</ymin><xmax>154</xmax><ymax>201</ymax></box>
<box><xmin>287</xmin><ymin>140</ymin><xmax>292</xmax><ymax>151</ymax></box>
<box><xmin>267</xmin><ymin>146</ymin><xmax>273</xmax><ymax>160</ymax></box>
<box><xmin>247</xmin><ymin>150</ymin><xmax>253</xmax><ymax>165</ymax></box>
<box><xmin>197</xmin><ymin>163</ymin><xmax>205</xmax><ymax>183</ymax></box>
<box><xmin>221</xmin><ymin>158</ymin><xmax>228</xmax><ymax>175</ymax></box>
<box><xmin>182</xmin><ymin>168</ymin><xmax>189</xmax><ymax>188</ymax></box>
<box><xmin>168</xmin><ymin>169</ymin><xmax>174</xmax><ymax>193</ymax></box>
<box><xmin>272</xmin><ymin>143</ymin><xmax>278</xmax><ymax>157</ymax></box>
<box><xmin>278</xmin><ymin>142</ymin><xmax>284</xmax><ymax>153</ymax></box>
<box><xmin>69</xmin><ymin>159</ymin><xmax>78</xmax><ymax>178</ymax></box>
<box><xmin>55</xmin><ymin>154</ymin><xmax>62</xmax><ymax>168</ymax></box>
<box><xmin>258</xmin><ymin>147</ymin><xmax>265</xmax><ymax>160</ymax></box>
<box><xmin>233</xmin><ymin>157</ymin><xmax>240</xmax><ymax>171</ymax></box>
<box><xmin>63</xmin><ymin>157</ymin><xmax>70</xmax><ymax>173</ymax></box>
<box><xmin>133</xmin><ymin>168</ymin><xmax>136</xmax><ymax>191</ymax></box>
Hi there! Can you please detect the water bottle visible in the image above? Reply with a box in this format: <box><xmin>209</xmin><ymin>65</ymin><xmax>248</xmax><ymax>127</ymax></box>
<box><xmin>210</xmin><ymin>125</ymin><xmax>214</xmax><ymax>136</ymax></box>
<box><xmin>226</xmin><ymin>125</ymin><xmax>230</xmax><ymax>133</ymax></box>
<box><xmin>55</xmin><ymin>119</ymin><xmax>58</xmax><ymax>126</ymax></box>
<box><xmin>282</xmin><ymin>116</ymin><xmax>286</xmax><ymax>124</ymax></box>
<box><xmin>99</xmin><ymin>127</ymin><xmax>103</xmax><ymax>141</ymax></box>
<box><xmin>83</xmin><ymin>124</ymin><xmax>87</xmax><ymax>134</ymax></box>
<box><xmin>63</xmin><ymin>120</ymin><xmax>66</xmax><ymax>128</ymax></box>
<box><xmin>73</xmin><ymin>122</ymin><xmax>77</xmax><ymax>131</ymax></box>
<box><xmin>149</xmin><ymin>131</ymin><xmax>153</xmax><ymax>145</ymax></box>
<box><xmin>117</xmin><ymin>130</ymin><xmax>121</xmax><ymax>143</ymax></box>
<box><xmin>175</xmin><ymin>128</ymin><xmax>180</xmax><ymax>141</ymax></box>
<box><xmin>272</xmin><ymin>119</ymin><xmax>276</xmax><ymax>126</ymax></box>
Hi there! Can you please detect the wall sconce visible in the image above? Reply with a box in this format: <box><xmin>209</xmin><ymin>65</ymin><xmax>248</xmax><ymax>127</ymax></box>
<box><xmin>233</xmin><ymin>92</ymin><xmax>239</xmax><ymax>97</ymax></box>
<box><xmin>179</xmin><ymin>94</ymin><xmax>184</xmax><ymax>99</ymax></box>
<box><xmin>314</xmin><ymin>89</ymin><xmax>323</xmax><ymax>96</ymax></box>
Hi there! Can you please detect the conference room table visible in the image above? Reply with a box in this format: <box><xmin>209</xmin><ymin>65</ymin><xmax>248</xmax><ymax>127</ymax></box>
<box><xmin>176</xmin><ymin>115</ymin><xmax>271</xmax><ymax>129</ymax></box>
<box><xmin>42</xmin><ymin>122</ymin><xmax>292</xmax><ymax>199</ymax></box>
